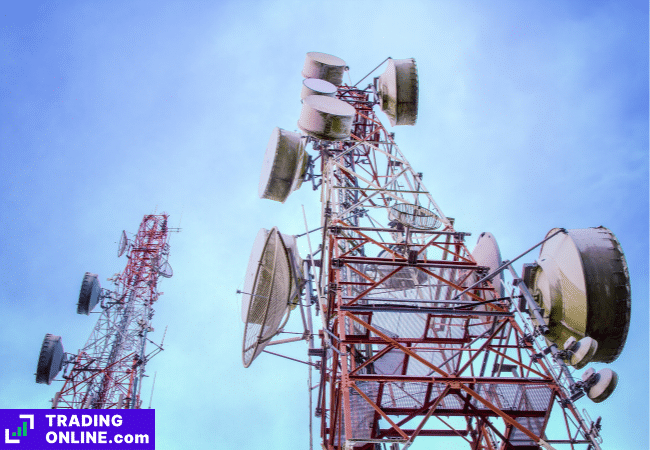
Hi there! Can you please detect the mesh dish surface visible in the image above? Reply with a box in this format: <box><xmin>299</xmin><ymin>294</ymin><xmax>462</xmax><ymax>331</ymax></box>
<box><xmin>242</xmin><ymin>227</ymin><xmax>293</xmax><ymax>367</ymax></box>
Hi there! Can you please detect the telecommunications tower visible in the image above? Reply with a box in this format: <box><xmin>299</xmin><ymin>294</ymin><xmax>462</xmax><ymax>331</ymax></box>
<box><xmin>35</xmin><ymin>213</ymin><xmax>179</xmax><ymax>409</ymax></box>
<box><xmin>239</xmin><ymin>53</ymin><xmax>630</xmax><ymax>450</ymax></box>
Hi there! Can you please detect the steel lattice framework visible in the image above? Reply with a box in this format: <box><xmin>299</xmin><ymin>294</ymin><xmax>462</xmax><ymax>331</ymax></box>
<box><xmin>52</xmin><ymin>214</ymin><xmax>175</xmax><ymax>409</ymax></box>
<box><xmin>308</xmin><ymin>85</ymin><xmax>603</xmax><ymax>450</ymax></box>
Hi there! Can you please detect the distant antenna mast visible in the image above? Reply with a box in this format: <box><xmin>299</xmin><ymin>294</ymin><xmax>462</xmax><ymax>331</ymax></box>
<box><xmin>35</xmin><ymin>213</ymin><xmax>180</xmax><ymax>409</ymax></box>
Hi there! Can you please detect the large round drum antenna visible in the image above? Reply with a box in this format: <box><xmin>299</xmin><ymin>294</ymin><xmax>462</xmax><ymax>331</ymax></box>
<box><xmin>35</xmin><ymin>334</ymin><xmax>65</xmax><ymax>385</ymax></box>
<box><xmin>77</xmin><ymin>272</ymin><xmax>101</xmax><ymax>315</ymax></box>
<box><xmin>301</xmin><ymin>78</ymin><xmax>337</xmax><ymax>100</ymax></box>
<box><xmin>241</xmin><ymin>227</ymin><xmax>297</xmax><ymax>368</ymax></box>
<box><xmin>525</xmin><ymin>227</ymin><xmax>631</xmax><ymax>363</ymax></box>
<box><xmin>301</xmin><ymin>52</ymin><xmax>347</xmax><ymax>86</ymax></box>
<box><xmin>259</xmin><ymin>127</ymin><xmax>309</xmax><ymax>203</ymax></box>
<box><xmin>298</xmin><ymin>95</ymin><xmax>356</xmax><ymax>141</ymax></box>
<box><xmin>377</xmin><ymin>58</ymin><xmax>419</xmax><ymax>126</ymax></box>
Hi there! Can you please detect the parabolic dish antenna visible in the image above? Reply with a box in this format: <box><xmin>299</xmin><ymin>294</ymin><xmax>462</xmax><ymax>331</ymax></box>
<box><xmin>298</xmin><ymin>95</ymin><xmax>356</xmax><ymax>141</ymax></box>
<box><xmin>77</xmin><ymin>272</ymin><xmax>101</xmax><ymax>315</ymax></box>
<box><xmin>389</xmin><ymin>203</ymin><xmax>441</xmax><ymax>230</ymax></box>
<box><xmin>525</xmin><ymin>227</ymin><xmax>631</xmax><ymax>363</ymax></box>
<box><xmin>35</xmin><ymin>334</ymin><xmax>64</xmax><ymax>385</ymax></box>
<box><xmin>584</xmin><ymin>367</ymin><xmax>618</xmax><ymax>403</ymax></box>
<box><xmin>241</xmin><ymin>227</ymin><xmax>298</xmax><ymax>367</ymax></box>
<box><xmin>259</xmin><ymin>127</ymin><xmax>308</xmax><ymax>203</ymax></box>
<box><xmin>301</xmin><ymin>77</ymin><xmax>338</xmax><ymax>100</ymax></box>
<box><xmin>301</xmin><ymin>52</ymin><xmax>347</xmax><ymax>86</ymax></box>
<box><xmin>563</xmin><ymin>336</ymin><xmax>599</xmax><ymax>369</ymax></box>
<box><xmin>118</xmin><ymin>230</ymin><xmax>128</xmax><ymax>257</ymax></box>
<box><xmin>471</xmin><ymin>232</ymin><xmax>504</xmax><ymax>298</ymax></box>
<box><xmin>377</xmin><ymin>58</ymin><xmax>419</xmax><ymax>126</ymax></box>
<box><xmin>158</xmin><ymin>261</ymin><xmax>173</xmax><ymax>278</ymax></box>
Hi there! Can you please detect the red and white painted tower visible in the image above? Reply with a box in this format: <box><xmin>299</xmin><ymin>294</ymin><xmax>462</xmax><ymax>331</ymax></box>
<box><xmin>240</xmin><ymin>53</ymin><xmax>630</xmax><ymax>450</ymax></box>
<box><xmin>36</xmin><ymin>213</ymin><xmax>179</xmax><ymax>409</ymax></box>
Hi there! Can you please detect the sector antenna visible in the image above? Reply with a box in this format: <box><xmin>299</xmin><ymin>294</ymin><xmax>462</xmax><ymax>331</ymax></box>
<box><xmin>239</xmin><ymin>52</ymin><xmax>632</xmax><ymax>450</ymax></box>
<box><xmin>34</xmin><ymin>213</ymin><xmax>180</xmax><ymax>409</ymax></box>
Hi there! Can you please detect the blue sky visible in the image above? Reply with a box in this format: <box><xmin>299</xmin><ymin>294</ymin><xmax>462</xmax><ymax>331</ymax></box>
<box><xmin>1</xmin><ymin>1</ymin><xmax>647</xmax><ymax>449</ymax></box>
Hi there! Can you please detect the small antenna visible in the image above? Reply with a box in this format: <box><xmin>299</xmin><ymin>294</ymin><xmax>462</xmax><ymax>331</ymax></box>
<box><xmin>160</xmin><ymin>325</ymin><xmax>168</xmax><ymax>347</ymax></box>
<box><xmin>148</xmin><ymin>372</ymin><xmax>157</xmax><ymax>409</ymax></box>
<box><xmin>158</xmin><ymin>261</ymin><xmax>173</xmax><ymax>278</ymax></box>
<box><xmin>259</xmin><ymin>128</ymin><xmax>309</xmax><ymax>203</ymax></box>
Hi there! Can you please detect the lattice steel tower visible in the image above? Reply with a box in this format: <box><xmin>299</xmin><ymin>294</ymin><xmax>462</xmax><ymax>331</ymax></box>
<box><xmin>35</xmin><ymin>213</ymin><xmax>179</xmax><ymax>409</ymax></box>
<box><xmin>240</xmin><ymin>53</ymin><xmax>631</xmax><ymax>450</ymax></box>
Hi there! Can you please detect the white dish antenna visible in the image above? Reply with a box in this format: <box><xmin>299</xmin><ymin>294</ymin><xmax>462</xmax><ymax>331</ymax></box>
<box><xmin>524</xmin><ymin>227</ymin><xmax>631</xmax><ymax>363</ymax></box>
<box><xmin>563</xmin><ymin>336</ymin><xmax>598</xmax><ymax>369</ymax></box>
<box><xmin>377</xmin><ymin>58</ymin><xmax>419</xmax><ymax>126</ymax></box>
<box><xmin>301</xmin><ymin>78</ymin><xmax>337</xmax><ymax>100</ymax></box>
<box><xmin>241</xmin><ymin>227</ymin><xmax>301</xmax><ymax>367</ymax></box>
<box><xmin>259</xmin><ymin>127</ymin><xmax>309</xmax><ymax>203</ymax></box>
<box><xmin>582</xmin><ymin>367</ymin><xmax>618</xmax><ymax>403</ymax></box>
<box><xmin>158</xmin><ymin>261</ymin><xmax>173</xmax><ymax>278</ymax></box>
<box><xmin>298</xmin><ymin>95</ymin><xmax>356</xmax><ymax>141</ymax></box>
<box><xmin>118</xmin><ymin>230</ymin><xmax>128</xmax><ymax>257</ymax></box>
<box><xmin>471</xmin><ymin>232</ymin><xmax>504</xmax><ymax>298</ymax></box>
<box><xmin>301</xmin><ymin>52</ymin><xmax>347</xmax><ymax>86</ymax></box>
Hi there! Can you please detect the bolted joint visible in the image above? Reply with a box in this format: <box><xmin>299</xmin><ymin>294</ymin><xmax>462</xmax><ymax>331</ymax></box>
<box><xmin>329</xmin><ymin>226</ymin><xmax>342</xmax><ymax>235</ymax></box>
